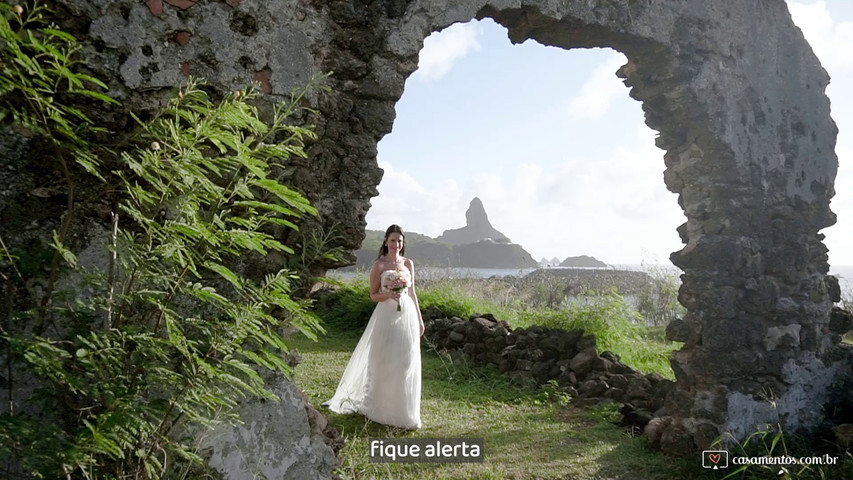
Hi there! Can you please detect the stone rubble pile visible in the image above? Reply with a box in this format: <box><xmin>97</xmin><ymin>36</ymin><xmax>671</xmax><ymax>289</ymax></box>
<box><xmin>422</xmin><ymin>308</ymin><xmax>675</xmax><ymax>428</ymax></box>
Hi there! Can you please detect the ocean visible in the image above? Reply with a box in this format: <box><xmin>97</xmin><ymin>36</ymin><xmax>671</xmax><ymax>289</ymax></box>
<box><xmin>331</xmin><ymin>264</ymin><xmax>853</xmax><ymax>298</ymax></box>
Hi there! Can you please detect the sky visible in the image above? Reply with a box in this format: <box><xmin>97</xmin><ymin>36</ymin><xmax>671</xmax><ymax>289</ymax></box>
<box><xmin>366</xmin><ymin>0</ymin><xmax>853</xmax><ymax>268</ymax></box>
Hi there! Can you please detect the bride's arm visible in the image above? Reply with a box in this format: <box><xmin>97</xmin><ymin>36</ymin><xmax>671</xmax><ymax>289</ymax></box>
<box><xmin>405</xmin><ymin>259</ymin><xmax>425</xmax><ymax>335</ymax></box>
<box><xmin>369</xmin><ymin>261</ymin><xmax>396</xmax><ymax>303</ymax></box>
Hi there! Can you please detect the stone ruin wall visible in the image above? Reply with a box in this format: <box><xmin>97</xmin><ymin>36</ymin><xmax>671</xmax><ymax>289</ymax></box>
<box><xmin>2</xmin><ymin>0</ymin><xmax>851</xmax><ymax>463</ymax></box>
<box><xmin>422</xmin><ymin>309</ymin><xmax>677</xmax><ymax>421</ymax></box>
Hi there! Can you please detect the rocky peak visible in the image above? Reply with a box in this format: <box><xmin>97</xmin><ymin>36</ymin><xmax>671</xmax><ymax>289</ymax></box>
<box><xmin>436</xmin><ymin>197</ymin><xmax>509</xmax><ymax>245</ymax></box>
<box><xmin>465</xmin><ymin>197</ymin><xmax>491</xmax><ymax>231</ymax></box>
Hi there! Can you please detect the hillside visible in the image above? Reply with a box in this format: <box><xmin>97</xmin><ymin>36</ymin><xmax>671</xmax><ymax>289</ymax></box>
<box><xmin>350</xmin><ymin>198</ymin><xmax>609</xmax><ymax>269</ymax></box>
<box><xmin>351</xmin><ymin>230</ymin><xmax>537</xmax><ymax>268</ymax></box>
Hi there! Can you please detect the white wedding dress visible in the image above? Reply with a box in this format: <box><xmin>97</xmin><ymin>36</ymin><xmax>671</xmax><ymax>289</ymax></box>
<box><xmin>324</xmin><ymin>269</ymin><xmax>422</xmax><ymax>429</ymax></box>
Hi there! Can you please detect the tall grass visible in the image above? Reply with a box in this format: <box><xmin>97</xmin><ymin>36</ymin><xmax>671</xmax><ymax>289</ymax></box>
<box><xmin>312</xmin><ymin>277</ymin><xmax>374</xmax><ymax>330</ymax></box>
<box><xmin>634</xmin><ymin>262</ymin><xmax>686</xmax><ymax>326</ymax></box>
<box><xmin>316</xmin><ymin>269</ymin><xmax>682</xmax><ymax>378</ymax></box>
<box><xmin>416</xmin><ymin>278</ymin><xmax>518</xmax><ymax>320</ymax></box>
<box><xmin>516</xmin><ymin>289</ymin><xmax>679</xmax><ymax>376</ymax></box>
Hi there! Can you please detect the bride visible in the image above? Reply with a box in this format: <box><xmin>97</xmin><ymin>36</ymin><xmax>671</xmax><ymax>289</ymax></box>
<box><xmin>324</xmin><ymin>224</ymin><xmax>425</xmax><ymax>429</ymax></box>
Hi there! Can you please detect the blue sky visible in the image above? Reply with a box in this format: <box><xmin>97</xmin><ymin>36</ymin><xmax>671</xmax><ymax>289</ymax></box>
<box><xmin>367</xmin><ymin>0</ymin><xmax>853</xmax><ymax>267</ymax></box>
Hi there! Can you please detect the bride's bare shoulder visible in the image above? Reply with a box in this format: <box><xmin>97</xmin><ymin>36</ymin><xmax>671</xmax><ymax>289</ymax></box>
<box><xmin>372</xmin><ymin>257</ymin><xmax>393</xmax><ymax>273</ymax></box>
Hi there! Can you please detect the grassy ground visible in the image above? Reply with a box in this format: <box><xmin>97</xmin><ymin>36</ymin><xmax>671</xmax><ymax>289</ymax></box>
<box><xmin>299</xmin><ymin>271</ymin><xmax>853</xmax><ymax>480</ymax></box>
<box><xmin>290</xmin><ymin>330</ymin><xmax>711</xmax><ymax>480</ymax></box>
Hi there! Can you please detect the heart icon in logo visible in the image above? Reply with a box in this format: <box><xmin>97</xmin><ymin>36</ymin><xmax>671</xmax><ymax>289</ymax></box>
<box><xmin>702</xmin><ymin>450</ymin><xmax>728</xmax><ymax>469</ymax></box>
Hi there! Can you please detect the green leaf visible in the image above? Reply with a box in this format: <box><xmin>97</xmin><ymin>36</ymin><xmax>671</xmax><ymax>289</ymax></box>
<box><xmin>249</xmin><ymin>179</ymin><xmax>318</xmax><ymax>216</ymax></box>
<box><xmin>234</xmin><ymin>199</ymin><xmax>297</xmax><ymax>217</ymax></box>
<box><xmin>52</xmin><ymin>231</ymin><xmax>78</xmax><ymax>268</ymax></box>
<box><xmin>42</xmin><ymin>28</ymin><xmax>77</xmax><ymax>43</ymax></box>
<box><xmin>167</xmin><ymin>222</ymin><xmax>202</xmax><ymax>240</ymax></box>
<box><xmin>205</xmin><ymin>262</ymin><xmax>243</xmax><ymax>290</ymax></box>
<box><xmin>74</xmin><ymin>151</ymin><xmax>106</xmax><ymax>181</ymax></box>
<box><xmin>74</xmin><ymin>88</ymin><xmax>119</xmax><ymax>105</ymax></box>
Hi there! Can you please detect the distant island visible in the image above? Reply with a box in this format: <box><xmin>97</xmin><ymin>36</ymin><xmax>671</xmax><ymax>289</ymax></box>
<box><xmin>350</xmin><ymin>198</ymin><xmax>608</xmax><ymax>270</ymax></box>
<box><xmin>538</xmin><ymin>255</ymin><xmax>608</xmax><ymax>268</ymax></box>
<box><xmin>560</xmin><ymin>255</ymin><xmax>608</xmax><ymax>268</ymax></box>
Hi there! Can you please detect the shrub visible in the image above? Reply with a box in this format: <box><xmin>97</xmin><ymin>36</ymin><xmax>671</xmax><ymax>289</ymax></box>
<box><xmin>314</xmin><ymin>277</ymin><xmax>497</xmax><ymax>331</ymax></box>
<box><xmin>531</xmin><ymin>289</ymin><xmax>643</xmax><ymax>350</ymax></box>
<box><xmin>525</xmin><ymin>289</ymin><xmax>676</xmax><ymax>376</ymax></box>
<box><xmin>417</xmin><ymin>282</ymin><xmax>483</xmax><ymax>319</ymax></box>
<box><xmin>312</xmin><ymin>279</ymin><xmax>374</xmax><ymax>330</ymax></box>
<box><xmin>634</xmin><ymin>263</ymin><xmax>686</xmax><ymax>327</ymax></box>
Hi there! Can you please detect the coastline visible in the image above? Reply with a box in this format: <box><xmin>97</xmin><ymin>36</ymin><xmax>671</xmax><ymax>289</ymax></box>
<box><xmin>329</xmin><ymin>264</ymin><xmax>853</xmax><ymax>297</ymax></box>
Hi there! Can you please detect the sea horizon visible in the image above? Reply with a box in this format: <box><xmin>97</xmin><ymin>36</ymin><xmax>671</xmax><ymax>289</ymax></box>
<box><xmin>330</xmin><ymin>263</ymin><xmax>853</xmax><ymax>296</ymax></box>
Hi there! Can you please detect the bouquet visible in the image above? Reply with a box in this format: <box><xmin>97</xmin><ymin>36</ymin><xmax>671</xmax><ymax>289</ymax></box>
<box><xmin>386</xmin><ymin>271</ymin><xmax>409</xmax><ymax>311</ymax></box>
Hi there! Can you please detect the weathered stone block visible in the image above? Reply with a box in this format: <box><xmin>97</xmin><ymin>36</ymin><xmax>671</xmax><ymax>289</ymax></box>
<box><xmin>569</xmin><ymin>347</ymin><xmax>599</xmax><ymax>378</ymax></box>
<box><xmin>829</xmin><ymin>307</ymin><xmax>853</xmax><ymax>334</ymax></box>
<box><xmin>201</xmin><ymin>376</ymin><xmax>335</xmax><ymax>480</ymax></box>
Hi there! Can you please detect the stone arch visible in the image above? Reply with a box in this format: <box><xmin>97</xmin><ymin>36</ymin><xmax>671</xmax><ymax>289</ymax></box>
<box><xmin>6</xmin><ymin>0</ymin><xmax>848</xmax><ymax>460</ymax></box>
<box><xmin>355</xmin><ymin>0</ymin><xmax>847</xmax><ymax>454</ymax></box>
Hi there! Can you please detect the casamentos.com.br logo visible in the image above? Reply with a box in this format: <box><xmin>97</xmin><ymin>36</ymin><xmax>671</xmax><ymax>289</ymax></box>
<box><xmin>702</xmin><ymin>450</ymin><xmax>840</xmax><ymax>470</ymax></box>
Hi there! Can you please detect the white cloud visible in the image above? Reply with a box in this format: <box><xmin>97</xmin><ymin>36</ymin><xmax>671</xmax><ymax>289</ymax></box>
<box><xmin>567</xmin><ymin>52</ymin><xmax>630</xmax><ymax>121</ymax></box>
<box><xmin>413</xmin><ymin>22</ymin><xmax>482</xmax><ymax>82</ymax></box>
<box><xmin>368</xmin><ymin>128</ymin><xmax>684</xmax><ymax>265</ymax></box>
<box><xmin>367</xmin><ymin>160</ymin><xmax>469</xmax><ymax>237</ymax></box>
<box><xmin>785</xmin><ymin>2</ymin><xmax>853</xmax><ymax>266</ymax></box>
<box><xmin>825</xmin><ymin>144</ymin><xmax>853</xmax><ymax>266</ymax></box>
<box><xmin>786</xmin><ymin>1</ymin><xmax>853</xmax><ymax>266</ymax></box>
<box><xmin>788</xmin><ymin>1</ymin><xmax>853</xmax><ymax>73</ymax></box>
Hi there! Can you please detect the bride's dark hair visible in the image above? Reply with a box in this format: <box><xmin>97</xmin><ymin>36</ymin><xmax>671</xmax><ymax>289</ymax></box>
<box><xmin>377</xmin><ymin>224</ymin><xmax>406</xmax><ymax>258</ymax></box>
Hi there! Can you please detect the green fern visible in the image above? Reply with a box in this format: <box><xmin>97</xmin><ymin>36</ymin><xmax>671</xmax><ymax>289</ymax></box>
<box><xmin>0</xmin><ymin>1</ymin><xmax>117</xmax><ymax>175</ymax></box>
<box><xmin>1</xmin><ymin>3</ymin><xmax>332</xmax><ymax>478</ymax></box>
